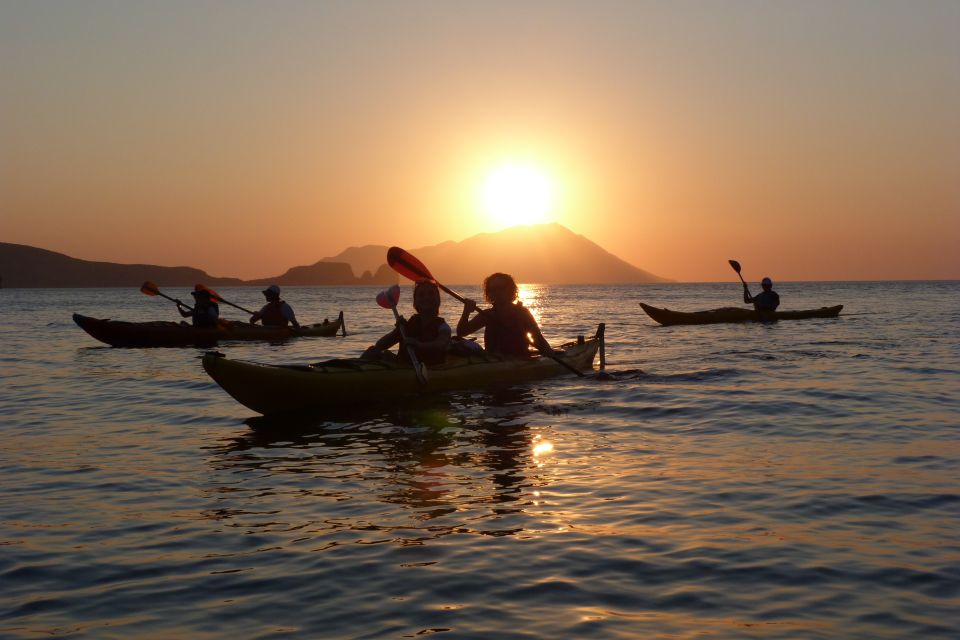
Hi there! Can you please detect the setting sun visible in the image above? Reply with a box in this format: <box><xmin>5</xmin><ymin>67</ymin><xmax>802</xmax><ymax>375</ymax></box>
<box><xmin>480</xmin><ymin>164</ymin><xmax>554</xmax><ymax>227</ymax></box>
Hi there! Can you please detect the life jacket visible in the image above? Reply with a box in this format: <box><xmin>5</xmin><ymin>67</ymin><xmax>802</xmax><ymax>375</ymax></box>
<box><xmin>400</xmin><ymin>314</ymin><xmax>448</xmax><ymax>365</ymax></box>
<box><xmin>483</xmin><ymin>303</ymin><xmax>531</xmax><ymax>357</ymax></box>
<box><xmin>260</xmin><ymin>300</ymin><xmax>288</xmax><ymax>327</ymax></box>
<box><xmin>192</xmin><ymin>302</ymin><xmax>220</xmax><ymax>328</ymax></box>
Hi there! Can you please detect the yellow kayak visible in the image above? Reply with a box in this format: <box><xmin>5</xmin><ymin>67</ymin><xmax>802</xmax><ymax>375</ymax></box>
<box><xmin>203</xmin><ymin>325</ymin><xmax>604</xmax><ymax>414</ymax></box>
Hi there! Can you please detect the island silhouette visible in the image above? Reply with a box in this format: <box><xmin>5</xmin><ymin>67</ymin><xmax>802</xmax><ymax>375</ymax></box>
<box><xmin>1</xmin><ymin>223</ymin><xmax>668</xmax><ymax>287</ymax></box>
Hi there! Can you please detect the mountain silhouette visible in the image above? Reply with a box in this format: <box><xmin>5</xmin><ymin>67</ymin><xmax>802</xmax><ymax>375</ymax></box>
<box><xmin>324</xmin><ymin>223</ymin><xmax>668</xmax><ymax>284</ymax></box>
<box><xmin>0</xmin><ymin>223</ymin><xmax>667</xmax><ymax>287</ymax></box>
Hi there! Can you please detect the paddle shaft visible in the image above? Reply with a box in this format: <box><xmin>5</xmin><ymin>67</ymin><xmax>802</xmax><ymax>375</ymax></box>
<box><xmin>731</xmin><ymin>265</ymin><xmax>752</xmax><ymax>298</ymax></box>
<box><xmin>217</xmin><ymin>297</ymin><xmax>256</xmax><ymax>315</ymax></box>
<box><xmin>153</xmin><ymin>289</ymin><xmax>193</xmax><ymax>312</ymax></box>
<box><xmin>390</xmin><ymin>306</ymin><xmax>427</xmax><ymax>386</ymax></box>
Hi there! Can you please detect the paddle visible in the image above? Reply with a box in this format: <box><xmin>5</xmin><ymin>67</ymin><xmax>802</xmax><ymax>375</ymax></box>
<box><xmin>141</xmin><ymin>281</ymin><xmax>191</xmax><ymax>311</ymax></box>
<box><xmin>376</xmin><ymin>284</ymin><xmax>428</xmax><ymax>386</ymax></box>
<box><xmin>141</xmin><ymin>281</ymin><xmax>232</xmax><ymax>328</ymax></box>
<box><xmin>386</xmin><ymin>247</ymin><xmax>585</xmax><ymax>377</ymax></box>
<box><xmin>197</xmin><ymin>284</ymin><xmax>256</xmax><ymax>315</ymax></box>
<box><xmin>729</xmin><ymin>259</ymin><xmax>752</xmax><ymax>298</ymax></box>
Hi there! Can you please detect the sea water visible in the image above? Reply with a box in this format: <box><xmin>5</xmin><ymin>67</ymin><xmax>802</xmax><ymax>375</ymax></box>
<box><xmin>1</xmin><ymin>282</ymin><xmax>958</xmax><ymax>639</ymax></box>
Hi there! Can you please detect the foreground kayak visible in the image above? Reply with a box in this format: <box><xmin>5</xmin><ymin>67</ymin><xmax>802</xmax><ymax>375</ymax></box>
<box><xmin>640</xmin><ymin>303</ymin><xmax>843</xmax><ymax>326</ymax></box>
<box><xmin>73</xmin><ymin>311</ymin><xmax>345</xmax><ymax>347</ymax></box>
<box><xmin>203</xmin><ymin>325</ymin><xmax>604</xmax><ymax>414</ymax></box>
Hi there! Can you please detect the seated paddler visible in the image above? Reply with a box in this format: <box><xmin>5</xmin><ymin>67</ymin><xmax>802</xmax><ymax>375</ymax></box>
<box><xmin>250</xmin><ymin>284</ymin><xmax>300</xmax><ymax>330</ymax></box>
<box><xmin>177</xmin><ymin>286</ymin><xmax>220</xmax><ymax>328</ymax></box>
<box><xmin>743</xmin><ymin>276</ymin><xmax>780</xmax><ymax>313</ymax></box>
<box><xmin>362</xmin><ymin>280</ymin><xmax>451</xmax><ymax>365</ymax></box>
<box><xmin>456</xmin><ymin>272</ymin><xmax>555</xmax><ymax>358</ymax></box>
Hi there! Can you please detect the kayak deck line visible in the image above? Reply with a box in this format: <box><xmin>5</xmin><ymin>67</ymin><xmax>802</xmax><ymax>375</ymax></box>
<box><xmin>203</xmin><ymin>324</ymin><xmax>605</xmax><ymax>415</ymax></box>
<box><xmin>640</xmin><ymin>302</ymin><xmax>843</xmax><ymax>326</ymax></box>
<box><xmin>73</xmin><ymin>310</ymin><xmax>345</xmax><ymax>347</ymax></box>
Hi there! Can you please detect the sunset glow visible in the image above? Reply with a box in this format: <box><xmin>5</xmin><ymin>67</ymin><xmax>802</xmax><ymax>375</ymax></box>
<box><xmin>480</xmin><ymin>164</ymin><xmax>554</xmax><ymax>228</ymax></box>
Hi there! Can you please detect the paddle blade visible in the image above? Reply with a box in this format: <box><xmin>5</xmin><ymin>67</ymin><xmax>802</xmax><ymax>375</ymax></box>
<box><xmin>376</xmin><ymin>285</ymin><xmax>401</xmax><ymax>309</ymax></box>
<box><xmin>198</xmin><ymin>284</ymin><xmax>223</xmax><ymax>302</ymax></box>
<box><xmin>728</xmin><ymin>260</ymin><xmax>742</xmax><ymax>273</ymax></box>
<box><xmin>387</xmin><ymin>247</ymin><xmax>434</xmax><ymax>283</ymax></box>
<box><xmin>140</xmin><ymin>281</ymin><xmax>160</xmax><ymax>296</ymax></box>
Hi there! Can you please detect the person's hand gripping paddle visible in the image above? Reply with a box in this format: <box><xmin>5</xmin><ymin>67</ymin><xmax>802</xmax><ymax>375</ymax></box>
<box><xmin>376</xmin><ymin>284</ymin><xmax>428</xmax><ymax>386</ymax></box>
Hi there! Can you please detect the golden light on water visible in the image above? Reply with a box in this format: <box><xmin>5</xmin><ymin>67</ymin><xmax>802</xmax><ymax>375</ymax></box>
<box><xmin>532</xmin><ymin>439</ymin><xmax>554</xmax><ymax>458</ymax></box>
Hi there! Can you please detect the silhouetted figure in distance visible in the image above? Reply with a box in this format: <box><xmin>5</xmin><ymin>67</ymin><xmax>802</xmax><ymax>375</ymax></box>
<box><xmin>744</xmin><ymin>277</ymin><xmax>780</xmax><ymax>313</ymax></box>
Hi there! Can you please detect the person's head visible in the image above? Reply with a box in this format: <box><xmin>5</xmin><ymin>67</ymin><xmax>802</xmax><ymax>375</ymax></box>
<box><xmin>482</xmin><ymin>272</ymin><xmax>519</xmax><ymax>305</ymax></box>
<box><xmin>262</xmin><ymin>284</ymin><xmax>281</xmax><ymax>301</ymax></box>
<box><xmin>761</xmin><ymin>277</ymin><xmax>773</xmax><ymax>291</ymax></box>
<box><xmin>413</xmin><ymin>280</ymin><xmax>441</xmax><ymax>316</ymax></box>
<box><xmin>191</xmin><ymin>286</ymin><xmax>213</xmax><ymax>305</ymax></box>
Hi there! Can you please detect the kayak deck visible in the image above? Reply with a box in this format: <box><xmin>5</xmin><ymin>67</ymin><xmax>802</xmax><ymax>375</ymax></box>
<box><xmin>640</xmin><ymin>303</ymin><xmax>843</xmax><ymax>326</ymax></box>
<box><xmin>73</xmin><ymin>311</ymin><xmax>345</xmax><ymax>347</ymax></box>
<box><xmin>203</xmin><ymin>325</ymin><xmax>604</xmax><ymax>414</ymax></box>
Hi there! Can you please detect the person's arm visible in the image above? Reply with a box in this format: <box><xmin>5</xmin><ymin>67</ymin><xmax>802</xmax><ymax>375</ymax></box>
<box><xmin>742</xmin><ymin>284</ymin><xmax>753</xmax><ymax>304</ymax></box>
<box><xmin>249</xmin><ymin>303</ymin><xmax>266</xmax><ymax>325</ymax></box>
<box><xmin>372</xmin><ymin>327</ymin><xmax>401</xmax><ymax>352</ymax></box>
<box><xmin>457</xmin><ymin>299</ymin><xmax>487</xmax><ymax>337</ymax></box>
<box><xmin>522</xmin><ymin>308</ymin><xmax>555</xmax><ymax>357</ymax></box>
<box><xmin>282</xmin><ymin>303</ymin><xmax>300</xmax><ymax>329</ymax></box>
<box><xmin>175</xmin><ymin>300</ymin><xmax>192</xmax><ymax>318</ymax></box>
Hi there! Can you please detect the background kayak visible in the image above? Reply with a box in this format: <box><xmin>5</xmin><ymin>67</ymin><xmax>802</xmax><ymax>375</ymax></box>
<box><xmin>73</xmin><ymin>311</ymin><xmax>345</xmax><ymax>347</ymax></box>
<box><xmin>640</xmin><ymin>302</ymin><xmax>843</xmax><ymax>326</ymax></box>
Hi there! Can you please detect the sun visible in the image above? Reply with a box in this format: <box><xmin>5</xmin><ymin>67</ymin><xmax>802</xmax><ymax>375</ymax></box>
<box><xmin>480</xmin><ymin>164</ymin><xmax>554</xmax><ymax>227</ymax></box>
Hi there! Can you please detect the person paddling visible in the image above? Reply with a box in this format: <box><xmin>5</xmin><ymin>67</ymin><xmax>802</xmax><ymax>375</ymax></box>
<box><xmin>250</xmin><ymin>284</ymin><xmax>300</xmax><ymax>330</ymax></box>
<box><xmin>363</xmin><ymin>280</ymin><xmax>451</xmax><ymax>364</ymax></box>
<box><xmin>743</xmin><ymin>277</ymin><xmax>780</xmax><ymax>313</ymax></box>
<box><xmin>457</xmin><ymin>272</ymin><xmax>555</xmax><ymax>358</ymax></box>
<box><xmin>177</xmin><ymin>286</ymin><xmax>220</xmax><ymax>328</ymax></box>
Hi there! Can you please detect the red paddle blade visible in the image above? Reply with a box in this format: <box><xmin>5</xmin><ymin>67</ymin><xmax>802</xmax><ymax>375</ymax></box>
<box><xmin>140</xmin><ymin>281</ymin><xmax>160</xmax><ymax>296</ymax></box>
<box><xmin>387</xmin><ymin>247</ymin><xmax>434</xmax><ymax>283</ymax></box>
<box><xmin>376</xmin><ymin>284</ymin><xmax>402</xmax><ymax>309</ymax></box>
<box><xmin>728</xmin><ymin>260</ymin><xmax>742</xmax><ymax>273</ymax></box>
<box><xmin>198</xmin><ymin>284</ymin><xmax>223</xmax><ymax>302</ymax></box>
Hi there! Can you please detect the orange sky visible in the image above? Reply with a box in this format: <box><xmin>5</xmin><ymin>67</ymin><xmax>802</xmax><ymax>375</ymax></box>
<box><xmin>2</xmin><ymin>2</ymin><xmax>958</xmax><ymax>281</ymax></box>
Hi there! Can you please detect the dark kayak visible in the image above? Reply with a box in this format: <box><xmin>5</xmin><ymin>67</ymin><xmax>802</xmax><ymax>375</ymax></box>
<box><xmin>202</xmin><ymin>325</ymin><xmax>603</xmax><ymax>414</ymax></box>
<box><xmin>640</xmin><ymin>303</ymin><xmax>843</xmax><ymax>326</ymax></box>
<box><xmin>73</xmin><ymin>311</ymin><xmax>345</xmax><ymax>347</ymax></box>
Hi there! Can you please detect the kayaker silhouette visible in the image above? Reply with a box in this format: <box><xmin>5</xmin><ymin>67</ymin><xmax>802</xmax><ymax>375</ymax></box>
<box><xmin>177</xmin><ymin>286</ymin><xmax>220</xmax><ymax>328</ymax></box>
<box><xmin>249</xmin><ymin>284</ymin><xmax>300</xmax><ymax>329</ymax></box>
<box><xmin>457</xmin><ymin>272</ymin><xmax>556</xmax><ymax>358</ymax></box>
<box><xmin>743</xmin><ymin>277</ymin><xmax>780</xmax><ymax>313</ymax></box>
<box><xmin>363</xmin><ymin>280</ymin><xmax>451</xmax><ymax>364</ymax></box>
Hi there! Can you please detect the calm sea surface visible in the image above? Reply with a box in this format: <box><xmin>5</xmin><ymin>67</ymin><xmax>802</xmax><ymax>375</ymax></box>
<box><xmin>2</xmin><ymin>282</ymin><xmax>958</xmax><ymax>639</ymax></box>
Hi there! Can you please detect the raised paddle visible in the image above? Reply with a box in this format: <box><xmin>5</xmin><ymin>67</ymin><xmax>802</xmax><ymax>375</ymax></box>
<box><xmin>376</xmin><ymin>284</ymin><xmax>428</xmax><ymax>386</ymax></box>
<box><xmin>198</xmin><ymin>284</ymin><xmax>256</xmax><ymax>315</ymax></box>
<box><xmin>140</xmin><ymin>281</ymin><xmax>192</xmax><ymax>311</ymax></box>
<box><xmin>386</xmin><ymin>247</ymin><xmax>585</xmax><ymax>378</ymax></box>
<box><xmin>729</xmin><ymin>259</ymin><xmax>752</xmax><ymax>297</ymax></box>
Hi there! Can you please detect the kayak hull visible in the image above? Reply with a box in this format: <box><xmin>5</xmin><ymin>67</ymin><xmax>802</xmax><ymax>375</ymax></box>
<box><xmin>640</xmin><ymin>303</ymin><xmax>843</xmax><ymax>326</ymax></box>
<box><xmin>202</xmin><ymin>326</ymin><xmax>603</xmax><ymax>415</ymax></box>
<box><xmin>73</xmin><ymin>311</ymin><xmax>344</xmax><ymax>347</ymax></box>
